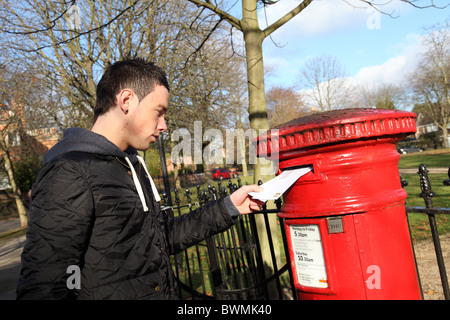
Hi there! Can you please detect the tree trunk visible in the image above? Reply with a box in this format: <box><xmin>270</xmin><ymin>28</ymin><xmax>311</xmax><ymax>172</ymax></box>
<box><xmin>440</xmin><ymin>119</ymin><xmax>449</xmax><ymax>148</ymax></box>
<box><xmin>3</xmin><ymin>150</ymin><xmax>28</xmax><ymax>227</ymax></box>
<box><xmin>241</xmin><ymin>0</ymin><xmax>281</xmax><ymax>296</ymax></box>
<box><xmin>241</xmin><ymin>0</ymin><xmax>273</xmax><ymax>182</ymax></box>
<box><xmin>169</xmin><ymin>140</ymin><xmax>182</xmax><ymax>189</ymax></box>
<box><xmin>237</xmin><ymin>131</ymin><xmax>248</xmax><ymax>176</ymax></box>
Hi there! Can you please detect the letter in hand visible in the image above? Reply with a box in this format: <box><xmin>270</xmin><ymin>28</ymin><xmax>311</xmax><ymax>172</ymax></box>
<box><xmin>229</xmin><ymin>185</ymin><xmax>265</xmax><ymax>215</ymax></box>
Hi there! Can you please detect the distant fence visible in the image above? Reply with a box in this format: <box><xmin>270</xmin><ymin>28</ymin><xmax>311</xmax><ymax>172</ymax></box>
<box><xmin>154</xmin><ymin>173</ymin><xmax>206</xmax><ymax>193</ymax></box>
<box><xmin>159</xmin><ymin>164</ymin><xmax>450</xmax><ymax>300</ymax></box>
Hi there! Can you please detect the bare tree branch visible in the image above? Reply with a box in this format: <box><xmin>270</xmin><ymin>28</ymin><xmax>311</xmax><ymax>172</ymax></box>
<box><xmin>342</xmin><ymin>0</ymin><xmax>449</xmax><ymax>19</ymax></box>
<box><xmin>186</xmin><ymin>0</ymin><xmax>242</xmax><ymax>30</ymax></box>
<box><xmin>400</xmin><ymin>0</ymin><xmax>449</xmax><ymax>9</ymax></box>
<box><xmin>263</xmin><ymin>0</ymin><xmax>313</xmax><ymax>38</ymax></box>
<box><xmin>1</xmin><ymin>0</ymin><xmax>141</xmax><ymax>52</ymax></box>
<box><xmin>182</xmin><ymin>17</ymin><xmax>224</xmax><ymax>70</ymax></box>
<box><xmin>1</xmin><ymin>0</ymin><xmax>75</xmax><ymax>35</ymax></box>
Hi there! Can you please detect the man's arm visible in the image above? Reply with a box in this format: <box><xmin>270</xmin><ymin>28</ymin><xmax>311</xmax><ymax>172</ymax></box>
<box><xmin>17</xmin><ymin>160</ymin><xmax>94</xmax><ymax>300</ymax></box>
<box><xmin>163</xmin><ymin>185</ymin><xmax>264</xmax><ymax>255</ymax></box>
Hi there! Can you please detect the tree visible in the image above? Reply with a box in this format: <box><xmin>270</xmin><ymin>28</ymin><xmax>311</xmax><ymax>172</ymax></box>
<box><xmin>266</xmin><ymin>86</ymin><xmax>307</xmax><ymax>127</ymax></box>
<box><xmin>218</xmin><ymin>46</ymin><xmax>249</xmax><ymax>176</ymax></box>
<box><xmin>358</xmin><ymin>83</ymin><xmax>406</xmax><ymax>110</ymax></box>
<box><xmin>1</xmin><ymin>0</ymin><xmax>233</xmax><ymax>130</ymax></box>
<box><xmin>0</xmin><ymin>63</ymin><xmax>33</xmax><ymax>227</ymax></box>
<box><xmin>1</xmin><ymin>0</ymin><xmax>163</xmax><ymax>128</ymax></box>
<box><xmin>409</xmin><ymin>20</ymin><xmax>450</xmax><ymax>148</ymax></box>
<box><xmin>298</xmin><ymin>55</ymin><xmax>355</xmax><ymax>111</ymax></box>
<box><xmin>169</xmin><ymin>37</ymin><xmax>247</xmax><ymax>186</ymax></box>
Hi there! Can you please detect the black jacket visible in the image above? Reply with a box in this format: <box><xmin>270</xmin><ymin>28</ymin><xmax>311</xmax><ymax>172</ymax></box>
<box><xmin>17</xmin><ymin>128</ymin><xmax>239</xmax><ymax>300</ymax></box>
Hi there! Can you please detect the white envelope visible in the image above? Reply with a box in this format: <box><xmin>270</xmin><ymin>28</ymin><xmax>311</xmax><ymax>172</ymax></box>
<box><xmin>249</xmin><ymin>166</ymin><xmax>312</xmax><ymax>202</ymax></box>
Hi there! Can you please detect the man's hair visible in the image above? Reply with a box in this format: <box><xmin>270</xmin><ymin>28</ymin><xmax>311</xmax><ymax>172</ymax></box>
<box><xmin>93</xmin><ymin>58</ymin><xmax>169</xmax><ymax>122</ymax></box>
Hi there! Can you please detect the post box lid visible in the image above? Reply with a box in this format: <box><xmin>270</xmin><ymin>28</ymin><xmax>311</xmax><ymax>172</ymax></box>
<box><xmin>256</xmin><ymin>108</ymin><xmax>417</xmax><ymax>156</ymax></box>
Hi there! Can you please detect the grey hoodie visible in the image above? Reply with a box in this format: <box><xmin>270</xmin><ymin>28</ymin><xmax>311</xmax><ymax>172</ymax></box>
<box><xmin>44</xmin><ymin>127</ymin><xmax>138</xmax><ymax>165</ymax></box>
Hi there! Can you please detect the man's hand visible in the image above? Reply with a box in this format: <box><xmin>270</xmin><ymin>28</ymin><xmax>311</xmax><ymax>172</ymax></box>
<box><xmin>229</xmin><ymin>185</ymin><xmax>265</xmax><ymax>215</ymax></box>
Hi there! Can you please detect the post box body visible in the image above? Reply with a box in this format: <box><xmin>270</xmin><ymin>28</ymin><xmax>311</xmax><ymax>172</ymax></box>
<box><xmin>256</xmin><ymin>109</ymin><xmax>421</xmax><ymax>300</ymax></box>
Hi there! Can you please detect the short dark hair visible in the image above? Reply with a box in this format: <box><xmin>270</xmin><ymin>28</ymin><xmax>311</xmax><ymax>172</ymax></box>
<box><xmin>93</xmin><ymin>58</ymin><xmax>169</xmax><ymax>122</ymax></box>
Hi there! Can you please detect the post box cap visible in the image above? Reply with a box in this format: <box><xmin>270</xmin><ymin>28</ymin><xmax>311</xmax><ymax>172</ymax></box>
<box><xmin>256</xmin><ymin>108</ymin><xmax>416</xmax><ymax>156</ymax></box>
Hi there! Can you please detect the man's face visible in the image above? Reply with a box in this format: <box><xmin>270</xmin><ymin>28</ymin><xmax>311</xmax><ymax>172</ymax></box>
<box><xmin>126</xmin><ymin>84</ymin><xmax>168</xmax><ymax>151</ymax></box>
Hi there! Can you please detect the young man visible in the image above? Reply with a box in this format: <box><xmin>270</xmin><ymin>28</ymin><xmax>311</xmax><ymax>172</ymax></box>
<box><xmin>17</xmin><ymin>59</ymin><xmax>263</xmax><ymax>300</ymax></box>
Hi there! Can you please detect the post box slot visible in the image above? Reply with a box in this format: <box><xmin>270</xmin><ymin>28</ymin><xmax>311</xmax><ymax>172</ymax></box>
<box><xmin>282</xmin><ymin>164</ymin><xmax>314</xmax><ymax>174</ymax></box>
<box><xmin>280</xmin><ymin>161</ymin><xmax>324</xmax><ymax>184</ymax></box>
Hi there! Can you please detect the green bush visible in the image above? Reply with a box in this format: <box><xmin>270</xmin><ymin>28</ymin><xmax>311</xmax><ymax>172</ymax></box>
<box><xmin>14</xmin><ymin>155</ymin><xmax>43</xmax><ymax>192</ymax></box>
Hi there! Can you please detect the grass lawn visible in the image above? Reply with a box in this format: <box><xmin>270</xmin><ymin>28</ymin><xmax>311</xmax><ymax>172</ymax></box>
<box><xmin>402</xmin><ymin>172</ymin><xmax>450</xmax><ymax>240</ymax></box>
<box><xmin>398</xmin><ymin>148</ymin><xmax>450</xmax><ymax>168</ymax></box>
<box><xmin>398</xmin><ymin>148</ymin><xmax>450</xmax><ymax>242</ymax></box>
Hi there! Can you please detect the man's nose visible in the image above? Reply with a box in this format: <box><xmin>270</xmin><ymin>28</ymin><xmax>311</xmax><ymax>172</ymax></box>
<box><xmin>158</xmin><ymin>117</ymin><xmax>167</xmax><ymax>132</ymax></box>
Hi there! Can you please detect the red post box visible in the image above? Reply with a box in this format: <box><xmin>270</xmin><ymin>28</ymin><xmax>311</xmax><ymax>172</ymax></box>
<box><xmin>256</xmin><ymin>108</ymin><xmax>421</xmax><ymax>300</ymax></box>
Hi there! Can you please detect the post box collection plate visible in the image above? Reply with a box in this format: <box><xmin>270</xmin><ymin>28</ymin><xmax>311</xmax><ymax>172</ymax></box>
<box><xmin>289</xmin><ymin>225</ymin><xmax>328</xmax><ymax>288</ymax></box>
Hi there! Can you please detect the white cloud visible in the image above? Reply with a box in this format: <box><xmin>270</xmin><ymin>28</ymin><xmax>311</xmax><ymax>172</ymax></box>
<box><xmin>264</xmin><ymin>31</ymin><xmax>427</xmax><ymax>91</ymax></box>
<box><xmin>352</xmin><ymin>33</ymin><xmax>426</xmax><ymax>88</ymax></box>
<box><xmin>353</xmin><ymin>56</ymin><xmax>407</xmax><ymax>86</ymax></box>
<box><xmin>293</xmin><ymin>32</ymin><xmax>429</xmax><ymax>110</ymax></box>
<box><xmin>260</xmin><ymin>1</ymin><xmax>433</xmax><ymax>90</ymax></box>
<box><xmin>259</xmin><ymin>0</ymin><xmax>382</xmax><ymax>39</ymax></box>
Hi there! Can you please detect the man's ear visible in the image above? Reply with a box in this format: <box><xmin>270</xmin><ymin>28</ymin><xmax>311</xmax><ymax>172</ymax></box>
<box><xmin>116</xmin><ymin>89</ymin><xmax>134</xmax><ymax>115</ymax></box>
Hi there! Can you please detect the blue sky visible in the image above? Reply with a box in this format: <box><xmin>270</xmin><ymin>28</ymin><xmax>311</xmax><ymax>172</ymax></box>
<box><xmin>257</xmin><ymin>0</ymin><xmax>450</xmax><ymax>90</ymax></box>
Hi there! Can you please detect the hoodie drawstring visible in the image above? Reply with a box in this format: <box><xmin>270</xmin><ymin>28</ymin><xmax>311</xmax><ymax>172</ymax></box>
<box><xmin>125</xmin><ymin>156</ymin><xmax>161</xmax><ymax>213</ymax></box>
<box><xmin>137</xmin><ymin>155</ymin><xmax>161</xmax><ymax>203</ymax></box>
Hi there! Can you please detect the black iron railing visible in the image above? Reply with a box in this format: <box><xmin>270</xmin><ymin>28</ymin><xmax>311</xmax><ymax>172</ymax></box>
<box><xmin>404</xmin><ymin>164</ymin><xmax>450</xmax><ymax>300</ymax></box>
<box><xmin>161</xmin><ymin>179</ymin><xmax>294</xmax><ymax>300</ymax></box>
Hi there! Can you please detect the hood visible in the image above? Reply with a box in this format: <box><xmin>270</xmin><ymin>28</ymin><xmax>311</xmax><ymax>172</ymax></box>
<box><xmin>44</xmin><ymin>127</ymin><xmax>139</xmax><ymax>165</ymax></box>
<box><xmin>44</xmin><ymin>127</ymin><xmax>160</xmax><ymax>206</ymax></box>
